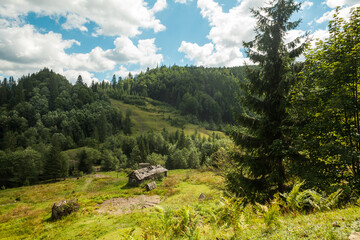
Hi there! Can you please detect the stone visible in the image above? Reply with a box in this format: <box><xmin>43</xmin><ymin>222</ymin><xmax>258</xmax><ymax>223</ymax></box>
<box><xmin>145</xmin><ymin>181</ymin><xmax>157</xmax><ymax>191</ymax></box>
<box><xmin>198</xmin><ymin>193</ymin><xmax>205</xmax><ymax>201</ymax></box>
<box><xmin>349</xmin><ymin>232</ymin><xmax>360</xmax><ymax>240</ymax></box>
<box><xmin>52</xmin><ymin>199</ymin><xmax>79</xmax><ymax>220</ymax></box>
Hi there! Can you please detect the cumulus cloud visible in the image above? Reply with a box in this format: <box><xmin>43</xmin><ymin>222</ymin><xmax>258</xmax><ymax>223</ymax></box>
<box><xmin>316</xmin><ymin>3</ymin><xmax>360</xmax><ymax>23</ymax></box>
<box><xmin>114</xmin><ymin>66</ymin><xmax>141</xmax><ymax>79</ymax></box>
<box><xmin>0</xmin><ymin>0</ymin><xmax>166</xmax><ymax>37</ymax></box>
<box><xmin>61</xmin><ymin>70</ymin><xmax>99</xmax><ymax>85</ymax></box>
<box><xmin>0</xmin><ymin>23</ymin><xmax>79</xmax><ymax>75</ymax></box>
<box><xmin>152</xmin><ymin>0</ymin><xmax>168</xmax><ymax>13</ymax></box>
<box><xmin>178</xmin><ymin>41</ymin><xmax>248</xmax><ymax>67</ymax></box>
<box><xmin>61</xmin><ymin>13</ymin><xmax>89</xmax><ymax>32</ymax></box>
<box><xmin>323</xmin><ymin>0</ymin><xmax>360</xmax><ymax>8</ymax></box>
<box><xmin>105</xmin><ymin>37</ymin><xmax>163</xmax><ymax>69</ymax></box>
<box><xmin>179</xmin><ymin>0</ymin><xmax>268</xmax><ymax>67</ymax></box>
<box><xmin>175</xmin><ymin>0</ymin><xmax>192</xmax><ymax>4</ymax></box>
<box><xmin>301</xmin><ymin>1</ymin><xmax>314</xmax><ymax>10</ymax></box>
<box><xmin>0</xmin><ymin>20</ymin><xmax>163</xmax><ymax>83</ymax></box>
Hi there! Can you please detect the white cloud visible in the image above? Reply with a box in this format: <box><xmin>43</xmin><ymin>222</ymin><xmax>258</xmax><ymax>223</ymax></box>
<box><xmin>301</xmin><ymin>1</ymin><xmax>314</xmax><ymax>10</ymax></box>
<box><xmin>61</xmin><ymin>70</ymin><xmax>98</xmax><ymax>85</ymax></box>
<box><xmin>310</xmin><ymin>29</ymin><xmax>330</xmax><ymax>43</ymax></box>
<box><xmin>152</xmin><ymin>0</ymin><xmax>167</xmax><ymax>13</ymax></box>
<box><xmin>105</xmin><ymin>37</ymin><xmax>163</xmax><ymax>69</ymax></box>
<box><xmin>324</xmin><ymin>0</ymin><xmax>360</xmax><ymax>8</ymax></box>
<box><xmin>316</xmin><ymin>3</ymin><xmax>360</xmax><ymax>23</ymax></box>
<box><xmin>175</xmin><ymin>0</ymin><xmax>192</xmax><ymax>3</ymax></box>
<box><xmin>114</xmin><ymin>66</ymin><xmax>141</xmax><ymax>79</ymax></box>
<box><xmin>61</xmin><ymin>13</ymin><xmax>89</xmax><ymax>32</ymax></box>
<box><xmin>178</xmin><ymin>41</ymin><xmax>248</xmax><ymax>67</ymax></box>
<box><xmin>178</xmin><ymin>0</ymin><xmax>267</xmax><ymax>67</ymax></box>
<box><xmin>0</xmin><ymin>0</ymin><xmax>166</xmax><ymax>37</ymax></box>
<box><xmin>0</xmin><ymin>23</ymin><xmax>78</xmax><ymax>74</ymax></box>
<box><xmin>0</xmin><ymin>20</ymin><xmax>163</xmax><ymax>82</ymax></box>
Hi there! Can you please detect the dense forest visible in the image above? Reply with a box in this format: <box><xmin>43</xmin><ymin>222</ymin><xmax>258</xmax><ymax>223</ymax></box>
<box><xmin>0</xmin><ymin>67</ymin><xmax>234</xmax><ymax>187</ymax></box>
<box><xmin>102</xmin><ymin>65</ymin><xmax>244</xmax><ymax>125</ymax></box>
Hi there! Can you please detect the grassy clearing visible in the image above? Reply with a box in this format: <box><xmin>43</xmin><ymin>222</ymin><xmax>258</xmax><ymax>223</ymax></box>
<box><xmin>0</xmin><ymin>170</ymin><xmax>359</xmax><ymax>239</ymax></box>
<box><xmin>110</xmin><ymin>98</ymin><xmax>224</xmax><ymax>138</ymax></box>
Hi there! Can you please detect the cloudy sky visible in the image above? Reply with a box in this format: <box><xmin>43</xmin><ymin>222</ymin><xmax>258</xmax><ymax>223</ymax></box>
<box><xmin>0</xmin><ymin>0</ymin><xmax>359</xmax><ymax>84</ymax></box>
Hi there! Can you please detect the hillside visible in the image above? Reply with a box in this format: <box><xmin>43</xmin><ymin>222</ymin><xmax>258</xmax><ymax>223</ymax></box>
<box><xmin>0</xmin><ymin>170</ymin><xmax>359</xmax><ymax>239</ymax></box>
<box><xmin>0</xmin><ymin>68</ymin><xmax>232</xmax><ymax>188</ymax></box>
<box><xmin>110</xmin><ymin>98</ymin><xmax>225</xmax><ymax>137</ymax></box>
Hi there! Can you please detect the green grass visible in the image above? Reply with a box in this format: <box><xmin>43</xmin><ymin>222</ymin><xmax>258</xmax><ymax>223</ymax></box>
<box><xmin>110</xmin><ymin>98</ymin><xmax>224</xmax><ymax>138</ymax></box>
<box><xmin>0</xmin><ymin>170</ymin><xmax>359</xmax><ymax>239</ymax></box>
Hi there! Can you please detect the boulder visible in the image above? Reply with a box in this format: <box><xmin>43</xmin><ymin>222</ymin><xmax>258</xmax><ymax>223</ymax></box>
<box><xmin>52</xmin><ymin>199</ymin><xmax>79</xmax><ymax>220</ymax></box>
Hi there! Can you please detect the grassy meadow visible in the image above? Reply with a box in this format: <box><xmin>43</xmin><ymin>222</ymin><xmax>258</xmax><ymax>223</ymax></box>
<box><xmin>110</xmin><ymin>98</ymin><xmax>224</xmax><ymax>138</ymax></box>
<box><xmin>0</xmin><ymin>169</ymin><xmax>359</xmax><ymax>239</ymax></box>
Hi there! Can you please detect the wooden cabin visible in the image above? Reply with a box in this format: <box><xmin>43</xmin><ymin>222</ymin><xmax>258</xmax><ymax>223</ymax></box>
<box><xmin>128</xmin><ymin>165</ymin><xmax>168</xmax><ymax>184</ymax></box>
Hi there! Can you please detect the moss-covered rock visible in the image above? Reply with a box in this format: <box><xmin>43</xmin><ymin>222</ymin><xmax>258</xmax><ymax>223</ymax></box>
<box><xmin>51</xmin><ymin>199</ymin><xmax>79</xmax><ymax>220</ymax></box>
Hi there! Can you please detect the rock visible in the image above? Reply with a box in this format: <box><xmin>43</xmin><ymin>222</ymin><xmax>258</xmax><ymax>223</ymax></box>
<box><xmin>199</xmin><ymin>193</ymin><xmax>205</xmax><ymax>201</ymax></box>
<box><xmin>145</xmin><ymin>181</ymin><xmax>157</xmax><ymax>191</ymax></box>
<box><xmin>349</xmin><ymin>232</ymin><xmax>360</xmax><ymax>240</ymax></box>
<box><xmin>52</xmin><ymin>199</ymin><xmax>79</xmax><ymax>220</ymax></box>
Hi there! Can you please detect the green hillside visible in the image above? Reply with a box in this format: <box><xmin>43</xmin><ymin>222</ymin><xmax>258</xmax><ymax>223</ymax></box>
<box><xmin>1</xmin><ymin>170</ymin><xmax>359</xmax><ymax>239</ymax></box>
<box><xmin>110</xmin><ymin>98</ymin><xmax>225</xmax><ymax>138</ymax></box>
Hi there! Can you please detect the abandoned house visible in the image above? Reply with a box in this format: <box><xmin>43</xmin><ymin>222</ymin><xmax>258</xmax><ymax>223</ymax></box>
<box><xmin>128</xmin><ymin>165</ymin><xmax>168</xmax><ymax>184</ymax></box>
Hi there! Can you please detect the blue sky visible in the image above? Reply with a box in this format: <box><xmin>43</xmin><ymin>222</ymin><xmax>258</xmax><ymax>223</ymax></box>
<box><xmin>0</xmin><ymin>0</ymin><xmax>359</xmax><ymax>84</ymax></box>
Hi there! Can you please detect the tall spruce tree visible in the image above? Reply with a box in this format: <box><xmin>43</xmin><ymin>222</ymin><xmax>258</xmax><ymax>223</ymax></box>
<box><xmin>226</xmin><ymin>0</ymin><xmax>307</xmax><ymax>202</ymax></box>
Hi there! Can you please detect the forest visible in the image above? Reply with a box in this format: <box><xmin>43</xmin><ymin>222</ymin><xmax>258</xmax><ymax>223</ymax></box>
<box><xmin>0</xmin><ymin>67</ymin><xmax>233</xmax><ymax>187</ymax></box>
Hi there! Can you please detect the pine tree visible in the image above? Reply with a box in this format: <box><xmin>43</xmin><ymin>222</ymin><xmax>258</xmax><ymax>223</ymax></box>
<box><xmin>227</xmin><ymin>0</ymin><xmax>307</xmax><ymax>202</ymax></box>
<box><xmin>123</xmin><ymin>109</ymin><xmax>132</xmax><ymax>135</ymax></box>
<box><xmin>44</xmin><ymin>141</ymin><xmax>69</xmax><ymax>180</ymax></box>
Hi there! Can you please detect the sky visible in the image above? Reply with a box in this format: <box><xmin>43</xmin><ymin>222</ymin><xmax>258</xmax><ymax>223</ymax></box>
<box><xmin>0</xmin><ymin>0</ymin><xmax>359</xmax><ymax>84</ymax></box>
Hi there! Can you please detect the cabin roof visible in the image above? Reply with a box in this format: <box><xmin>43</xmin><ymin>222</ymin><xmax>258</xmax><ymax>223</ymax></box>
<box><xmin>129</xmin><ymin>165</ymin><xmax>168</xmax><ymax>181</ymax></box>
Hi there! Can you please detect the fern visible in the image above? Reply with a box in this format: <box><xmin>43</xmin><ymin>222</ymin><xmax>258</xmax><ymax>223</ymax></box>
<box><xmin>281</xmin><ymin>182</ymin><xmax>343</xmax><ymax>212</ymax></box>
<box><xmin>280</xmin><ymin>181</ymin><xmax>305</xmax><ymax>211</ymax></box>
<box><xmin>255</xmin><ymin>202</ymin><xmax>280</xmax><ymax>228</ymax></box>
<box><xmin>324</xmin><ymin>188</ymin><xmax>343</xmax><ymax>209</ymax></box>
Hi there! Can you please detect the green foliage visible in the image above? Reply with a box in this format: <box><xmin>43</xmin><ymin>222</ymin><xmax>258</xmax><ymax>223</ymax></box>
<box><xmin>227</xmin><ymin>0</ymin><xmax>308</xmax><ymax>202</ymax></box>
<box><xmin>44</xmin><ymin>142</ymin><xmax>69</xmax><ymax>180</ymax></box>
<box><xmin>280</xmin><ymin>182</ymin><xmax>343</xmax><ymax>213</ymax></box>
<box><xmin>215</xmin><ymin>196</ymin><xmax>245</xmax><ymax>227</ymax></box>
<box><xmin>108</xmin><ymin>66</ymin><xmax>242</xmax><ymax>124</ymax></box>
<box><xmin>255</xmin><ymin>202</ymin><xmax>280</xmax><ymax>228</ymax></box>
<box><xmin>290</xmin><ymin>7</ymin><xmax>360</xmax><ymax>191</ymax></box>
<box><xmin>154</xmin><ymin>206</ymin><xmax>174</xmax><ymax>238</ymax></box>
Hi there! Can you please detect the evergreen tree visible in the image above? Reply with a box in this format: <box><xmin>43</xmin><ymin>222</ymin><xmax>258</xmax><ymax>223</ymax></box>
<box><xmin>76</xmin><ymin>75</ymin><xmax>84</xmax><ymax>85</ymax></box>
<box><xmin>112</xmin><ymin>74</ymin><xmax>117</xmax><ymax>89</ymax></box>
<box><xmin>44</xmin><ymin>142</ymin><xmax>69</xmax><ymax>180</ymax></box>
<box><xmin>123</xmin><ymin>109</ymin><xmax>132</xmax><ymax>135</ymax></box>
<box><xmin>98</xmin><ymin>110</ymin><xmax>108</xmax><ymax>143</ymax></box>
<box><xmin>78</xmin><ymin>149</ymin><xmax>94</xmax><ymax>174</ymax></box>
<box><xmin>227</xmin><ymin>0</ymin><xmax>307</xmax><ymax>202</ymax></box>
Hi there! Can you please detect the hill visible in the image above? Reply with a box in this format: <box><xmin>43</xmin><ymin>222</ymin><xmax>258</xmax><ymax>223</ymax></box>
<box><xmin>110</xmin><ymin>97</ymin><xmax>224</xmax><ymax>137</ymax></box>
<box><xmin>0</xmin><ymin>68</ymin><xmax>232</xmax><ymax>188</ymax></box>
<box><xmin>0</xmin><ymin>170</ymin><xmax>359</xmax><ymax>239</ymax></box>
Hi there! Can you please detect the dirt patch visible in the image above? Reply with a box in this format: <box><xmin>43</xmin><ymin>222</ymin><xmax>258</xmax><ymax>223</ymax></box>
<box><xmin>93</xmin><ymin>174</ymin><xmax>110</xmax><ymax>178</ymax></box>
<box><xmin>97</xmin><ymin>195</ymin><xmax>161</xmax><ymax>215</ymax></box>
